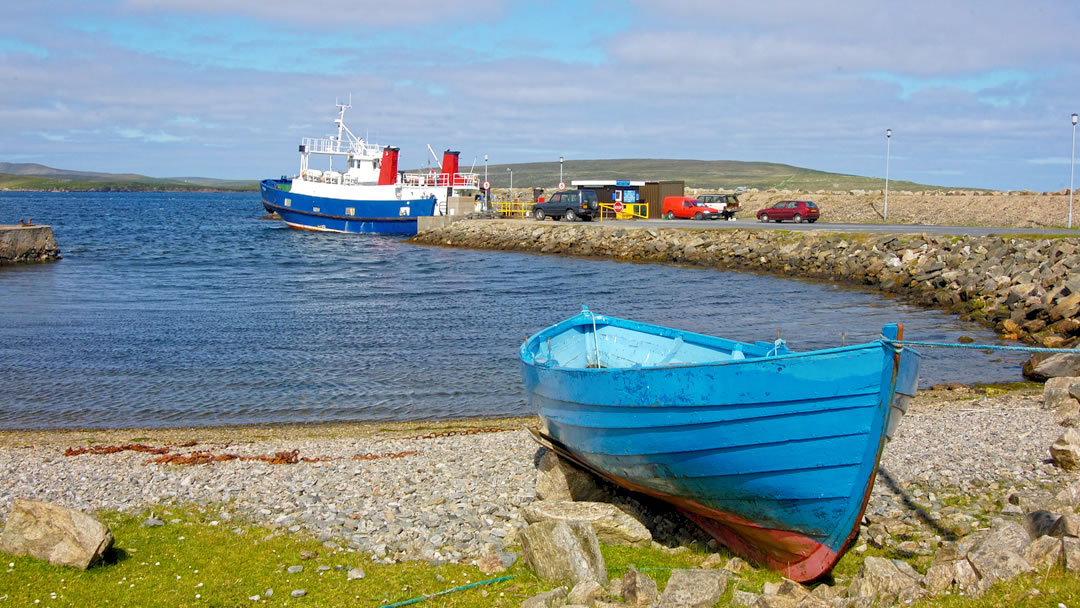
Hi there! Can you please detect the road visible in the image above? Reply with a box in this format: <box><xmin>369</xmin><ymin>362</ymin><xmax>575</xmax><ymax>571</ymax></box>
<box><xmin>581</xmin><ymin>217</ymin><xmax>1080</xmax><ymax>237</ymax></box>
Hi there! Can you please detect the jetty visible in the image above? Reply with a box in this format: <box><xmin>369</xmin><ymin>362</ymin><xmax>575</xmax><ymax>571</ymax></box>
<box><xmin>0</xmin><ymin>224</ymin><xmax>61</xmax><ymax>264</ymax></box>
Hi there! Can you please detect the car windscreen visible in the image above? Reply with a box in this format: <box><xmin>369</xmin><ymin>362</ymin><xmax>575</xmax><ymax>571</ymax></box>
<box><xmin>807</xmin><ymin>202</ymin><xmax>818</xmax><ymax>208</ymax></box>
<box><xmin>581</xmin><ymin>191</ymin><xmax>597</xmax><ymax>203</ymax></box>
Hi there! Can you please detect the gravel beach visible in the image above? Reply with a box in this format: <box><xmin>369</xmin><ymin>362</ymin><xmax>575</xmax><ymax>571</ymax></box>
<box><xmin>0</xmin><ymin>386</ymin><xmax>1068</xmax><ymax>566</ymax></box>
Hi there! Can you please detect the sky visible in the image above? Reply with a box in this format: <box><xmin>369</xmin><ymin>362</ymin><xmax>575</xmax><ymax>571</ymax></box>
<box><xmin>2</xmin><ymin>0</ymin><xmax>1079</xmax><ymax>191</ymax></box>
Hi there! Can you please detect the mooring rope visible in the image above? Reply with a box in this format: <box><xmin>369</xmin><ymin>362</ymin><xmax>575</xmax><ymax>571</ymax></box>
<box><xmin>882</xmin><ymin>339</ymin><xmax>1080</xmax><ymax>354</ymax></box>
<box><xmin>377</xmin><ymin>575</ymin><xmax>515</xmax><ymax>608</ymax></box>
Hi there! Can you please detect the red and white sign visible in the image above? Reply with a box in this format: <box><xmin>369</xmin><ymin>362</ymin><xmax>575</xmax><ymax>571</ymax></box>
<box><xmin>482</xmin><ymin>180</ymin><xmax>490</xmax><ymax>190</ymax></box>
<box><xmin>613</xmin><ymin>202</ymin><xmax>624</xmax><ymax>213</ymax></box>
<box><xmin>558</xmin><ymin>181</ymin><xmax>566</xmax><ymax>189</ymax></box>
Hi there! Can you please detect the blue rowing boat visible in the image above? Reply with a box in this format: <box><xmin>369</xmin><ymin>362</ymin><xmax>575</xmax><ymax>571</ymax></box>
<box><xmin>519</xmin><ymin>307</ymin><xmax>920</xmax><ymax>581</ymax></box>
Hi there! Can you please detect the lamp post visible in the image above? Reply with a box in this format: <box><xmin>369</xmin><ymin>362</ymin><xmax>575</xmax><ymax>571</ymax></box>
<box><xmin>1070</xmin><ymin>114</ymin><xmax>1077</xmax><ymax>229</ymax></box>
<box><xmin>559</xmin><ymin>156</ymin><xmax>564</xmax><ymax>186</ymax></box>
<box><xmin>884</xmin><ymin>128</ymin><xmax>892</xmax><ymax>222</ymax></box>
<box><xmin>507</xmin><ymin>167</ymin><xmax>513</xmax><ymax>203</ymax></box>
<box><xmin>483</xmin><ymin>154</ymin><xmax>489</xmax><ymax>210</ymax></box>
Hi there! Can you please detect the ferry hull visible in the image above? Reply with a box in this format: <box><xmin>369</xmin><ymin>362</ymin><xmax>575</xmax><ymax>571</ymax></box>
<box><xmin>260</xmin><ymin>179</ymin><xmax>436</xmax><ymax>236</ymax></box>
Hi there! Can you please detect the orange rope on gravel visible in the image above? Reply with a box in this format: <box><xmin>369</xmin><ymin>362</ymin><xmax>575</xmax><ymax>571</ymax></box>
<box><xmin>64</xmin><ymin>444</ymin><xmax>171</xmax><ymax>456</ymax></box>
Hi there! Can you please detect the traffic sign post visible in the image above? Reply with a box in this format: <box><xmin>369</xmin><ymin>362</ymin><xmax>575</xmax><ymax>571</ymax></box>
<box><xmin>558</xmin><ymin>181</ymin><xmax>565</xmax><ymax>190</ymax></box>
<box><xmin>613</xmin><ymin>202</ymin><xmax>624</xmax><ymax>213</ymax></box>
<box><xmin>482</xmin><ymin>180</ymin><xmax>490</xmax><ymax>190</ymax></box>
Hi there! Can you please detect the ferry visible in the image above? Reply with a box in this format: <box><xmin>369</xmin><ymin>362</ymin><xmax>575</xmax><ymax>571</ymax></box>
<box><xmin>260</xmin><ymin>102</ymin><xmax>480</xmax><ymax>235</ymax></box>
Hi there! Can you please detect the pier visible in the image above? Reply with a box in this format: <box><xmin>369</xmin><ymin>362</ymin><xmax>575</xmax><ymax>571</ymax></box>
<box><xmin>0</xmin><ymin>224</ymin><xmax>61</xmax><ymax>264</ymax></box>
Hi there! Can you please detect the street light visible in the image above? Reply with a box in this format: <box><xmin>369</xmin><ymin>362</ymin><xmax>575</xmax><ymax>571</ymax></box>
<box><xmin>884</xmin><ymin>128</ymin><xmax>892</xmax><ymax>222</ymax></box>
<box><xmin>483</xmin><ymin>154</ymin><xmax>489</xmax><ymax>210</ymax></box>
<box><xmin>1070</xmin><ymin>114</ymin><xmax>1078</xmax><ymax>229</ymax></box>
<box><xmin>507</xmin><ymin>167</ymin><xmax>513</xmax><ymax>203</ymax></box>
<box><xmin>559</xmin><ymin>156</ymin><xmax>564</xmax><ymax>186</ymax></box>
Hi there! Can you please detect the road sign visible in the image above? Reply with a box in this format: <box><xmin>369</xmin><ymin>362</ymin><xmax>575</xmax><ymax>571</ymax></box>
<box><xmin>482</xmin><ymin>180</ymin><xmax>490</xmax><ymax>190</ymax></box>
<box><xmin>558</xmin><ymin>181</ymin><xmax>566</xmax><ymax>189</ymax></box>
<box><xmin>613</xmin><ymin>202</ymin><xmax>624</xmax><ymax>213</ymax></box>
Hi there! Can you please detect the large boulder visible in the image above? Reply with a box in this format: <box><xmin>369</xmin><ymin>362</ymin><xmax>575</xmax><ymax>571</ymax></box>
<box><xmin>522</xmin><ymin>500</ymin><xmax>652</xmax><ymax>547</ymax></box>
<box><xmin>1025</xmin><ymin>354</ymin><xmax>1080</xmax><ymax>381</ymax></box>
<box><xmin>1051</xmin><ymin>429</ymin><xmax>1080</xmax><ymax>470</ymax></box>
<box><xmin>845</xmin><ymin>556</ymin><xmax>924</xmax><ymax>604</ymax></box>
<box><xmin>965</xmin><ymin>521</ymin><xmax>1034</xmax><ymax>589</ymax></box>
<box><xmin>656</xmin><ymin>569</ymin><xmax>729</xmax><ymax>608</ymax></box>
<box><xmin>1044</xmin><ymin>377</ymin><xmax>1080</xmax><ymax>413</ymax></box>
<box><xmin>521</xmin><ymin>520</ymin><xmax>607</xmax><ymax>586</ymax></box>
<box><xmin>0</xmin><ymin>499</ymin><xmax>113</xmax><ymax>569</ymax></box>
<box><xmin>535</xmin><ymin>448</ymin><xmax>609</xmax><ymax>502</ymax></box>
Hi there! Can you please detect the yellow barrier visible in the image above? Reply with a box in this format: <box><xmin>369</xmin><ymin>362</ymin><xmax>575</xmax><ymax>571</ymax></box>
<box><xmin>491</xmin><ymin>201</ymin><xmax>536</xmax><ymax>217</ymax></box>
<box><xmin>598</xmin><ymin>202</ymin><xmax>649</xmax><ymax>220</ymax></box>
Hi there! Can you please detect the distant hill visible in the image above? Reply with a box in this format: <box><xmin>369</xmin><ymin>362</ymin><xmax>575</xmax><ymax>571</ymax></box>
<box><xmin>0</xmin><ymin>163</ymin><xmax>258</xmax><ymax>192</ymax></box>
<box><xmin>0</xmin><ymin>160</ymin><xmax>958</xmax><ymax>193</ymax></box>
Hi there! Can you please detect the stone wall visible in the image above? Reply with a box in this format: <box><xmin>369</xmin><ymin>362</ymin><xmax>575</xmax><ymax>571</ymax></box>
<box><xmin>0</xmin><ymin>225</ymin><xmax>61</xmax><ymax>264</ymax></box>
<box><xmin>411</xmin><ymin>221</ymin><xmax>1080</xmax><ymax>348</ymax></box>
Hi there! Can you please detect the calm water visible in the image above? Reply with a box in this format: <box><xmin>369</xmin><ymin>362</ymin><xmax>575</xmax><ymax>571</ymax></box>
<box><xmin>0</xmin><ymin>192</ymin><xmax>1027</xmax><ymax>430</ymax></box>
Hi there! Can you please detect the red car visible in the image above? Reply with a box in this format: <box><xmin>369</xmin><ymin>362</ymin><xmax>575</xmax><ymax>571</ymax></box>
<box><xmin>662</xmin><ymin>196</ymin><xmax>722</xmax><ymax>220</ymax></box>
<box><xmin>756</xmin><ymin>200</ymin><xmax>820</xmax><ymax>223</ymax></box>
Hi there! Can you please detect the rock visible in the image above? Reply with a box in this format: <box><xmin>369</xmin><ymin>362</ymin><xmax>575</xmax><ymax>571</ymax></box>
<box><xmin>347</xmin><ymin>567</ymin><xmax>365</xmax><ymax>580</ymax></box>
<box><xmin>656</xmin><ymin>569</ymin><xmax>729</xmax><ymax>608</ymax></box>
<box><xmin>1050</xmin><ymin>428</ymin><xmax>1080</xmax><ymax>470</ymax></box>
<box><xmin>1064</xmin><ymin>536</ymin><xmax>1080</xmax><ymax>571</ymax></box>
<box><xmin>142</xmin><ymin>516</ymin><xmax>165</xmax><ymax>527</ymax></box>
<box><xmin>535</xmin><ymin>448</ymin><xmax>608</xmax><ymax>502</ymax></box>
<box><xmin>567</xmin><ymin>579</ymin><xmax>604</xmax><ymax>605</ymax></box>
<box><xmin>724</xmin><ymin>556</ymin><xmax>753</xmax><ymax>573</ymax></box>
<box><xmin>844</xmin><ymin>556</ymin><xmax>924</xmax><ymax>604</ymax></box>
<box><xmin>620</xmin><ymin>566</ymin><xmax>658</xmax><ymax>606</ymax></box>
<box><xmin>521</xmin><ymin>586</ymin><xmax>568</xmax><ymax>608</ymax></box>
<box><xmin>287</xmin><ymin>565</ymin><xmax>303</xmax><ymax>574</ymax></box>
<box><xmin>1044</xmin><ymin>377</ymin><xmax>1080</xmax><ymax>411</ymax></box>
<box><xmin>1049</xmin><ymin>514</ymin><xmax>1080</xmax><ymax>537</ymax></box>
<box><xmin>1022</xmin><ymin>535</ymin><xmax>1063</xmax><ymax>570</ymax></box>
<box><xmin>1027</xmin><ymin>354</ymin><xmax>1080</xmax><ymax>381</ymax></box>
<box><xmin>0</xmin><ymin>499</ymin><xmax>114</xmax><ymax>569</ymax></box>
<box><xmin>290</xmin><ymin>589</ymin><xmax>306</xmax><ymax>598</ymax></box>
<box><xmin>965</xmin><ymin>522</ymin><xmax>1034</xmax><ymax>585</ymax></box>
<box><xmin>730</xmin><ymin>590</ymin><xmax>759</xmax><ymax>607</ymax></box>
<box><xmin>299</xmin><ymin>550</ymin><xmax>317</xmax><ymax>560</ymax></box>
<box><xmin>476</xmin><ymin>552</ymin><xmax>505</xmax><ymax>574</ymax></box>
<box><xmin>522</xmin><ymin>501</ymin><xmax>652</xmax><ymax>547</ymax></box>
<box><xmin>521</xmin><ymin>520</ymin><xmax>607</xmax><ymax>586</ymax></box>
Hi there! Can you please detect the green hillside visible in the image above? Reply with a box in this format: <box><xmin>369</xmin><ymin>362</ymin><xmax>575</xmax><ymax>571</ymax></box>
<box><xmin>0</xmin><ymin>173</ymin><xmax>258</xmax><ymax>192</ymax></box>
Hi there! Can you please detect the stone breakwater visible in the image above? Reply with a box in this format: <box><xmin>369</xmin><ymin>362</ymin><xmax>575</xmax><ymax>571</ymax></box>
<box><xmin>0</xmin><ymin>225</ymin><xmax>61</xmax><ymax>264</ymax></box>
<box><xmin>412</xmin><ymin>221</ymin><xmax>1080</xmax><ymax>348</ymax></box>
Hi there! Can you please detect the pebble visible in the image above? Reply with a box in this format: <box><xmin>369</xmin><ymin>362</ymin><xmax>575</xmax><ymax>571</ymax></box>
<box><xmin>290</xmin><ymin>589</ymin><xmax>306</xmax><ymax>598</ymax></box>
<box><xmin>287</xmin><ymin>566</ymin><xmax>303</xmax><ymax>574</ymax></box>
<box><xmin>0</xmin><ymin>392</ymin><xmax>1065</xmax><ymax>566</ymax></box>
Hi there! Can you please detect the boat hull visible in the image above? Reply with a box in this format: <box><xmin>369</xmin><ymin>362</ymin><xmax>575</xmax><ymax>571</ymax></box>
<box><xmin>519</xmin><ymin>311</ymin><xmax>920</xmax><ymax>581</ymax></box>
<box><xmin>260</xmin><ymin>179</ymin><xmax>436</xmax><ymax>236</ymax></box>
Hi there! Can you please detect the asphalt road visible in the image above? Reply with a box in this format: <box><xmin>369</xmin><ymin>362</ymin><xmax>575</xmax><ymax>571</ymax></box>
<box><xmin>580</xmin><ymin>217</ymin><xmax>1080</xmax><ymax>237</ymax></box>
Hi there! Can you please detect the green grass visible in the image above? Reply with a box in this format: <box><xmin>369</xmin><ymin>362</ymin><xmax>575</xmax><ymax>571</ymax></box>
<box><xmin>3</xmin><ymin>505</ymin><xmax>1079</xmax><ymax>607</ymax></box>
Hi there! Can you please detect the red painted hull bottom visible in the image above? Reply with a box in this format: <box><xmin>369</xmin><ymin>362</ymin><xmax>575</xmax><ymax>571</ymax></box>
<box><xmin>531</xmin><ymin>429</ymin><xmax>840</xmax><ymax>582</ymax></box>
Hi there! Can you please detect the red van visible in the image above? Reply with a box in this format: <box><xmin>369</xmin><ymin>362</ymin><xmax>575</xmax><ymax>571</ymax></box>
<box><xmin>662</xmin><ymin>196</ymin><xmax>722</xmax><ymax>220</ymax></box>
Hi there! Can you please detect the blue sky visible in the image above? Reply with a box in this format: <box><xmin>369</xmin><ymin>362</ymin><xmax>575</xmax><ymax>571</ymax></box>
<box><xmin>2</xmin><ymin>0</ymin><xmax>1079</xmax><ymax>190</ymax></box>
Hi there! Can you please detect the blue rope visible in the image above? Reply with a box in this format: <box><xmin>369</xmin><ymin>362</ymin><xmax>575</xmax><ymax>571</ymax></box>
<box><xmin>883</xmin><ymin>339</ymin><xmax>1080</xmax><ymax>354</ymax></box>
<box><xmin>377</xmin><ymin>575</ymin><xmax>514</xmax><ymax>608</ymax></box>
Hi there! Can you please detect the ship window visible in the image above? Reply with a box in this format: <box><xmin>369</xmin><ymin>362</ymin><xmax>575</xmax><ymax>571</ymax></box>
<box><xmin>284</xmin><ymin>198</ymin><xmax>291</xmax><ymax>207</ymax></box>
<box><xmin>313</xmin><ymin>207</ymin><xmax>320</xmax><ymax>213</ymax></box>
<box><xmin>346</xmin><ymin>207</ymin><xmax>355</xmax><ymax>216</ymax></box>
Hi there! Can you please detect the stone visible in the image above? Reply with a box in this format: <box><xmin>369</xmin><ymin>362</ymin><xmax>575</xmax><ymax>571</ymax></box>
<box><xmin>142</xmin><ymin>516</ymin><xmax>165</xmax><ymax>527</ymax></box>
<box><xmin>287</xmin><ymin>565</ymin><xmax>303</xmax><ymax>574</ymax></box>
<box><xmin>567</xmin><ymin>579</ymin><xmax>604</xmax><ymax>605</ymax></box>
<box><xmin>1022</xmin><ymin>536</ymin><xmax>1063</xmax><ymax>571</ymax></box>
<box><xmin>1050</xmin><ymin>514</ymin><xmax>1080</xmax><ymax>538</ymax></box>
<box><xmin>1044</xmin><ymin>377</ymin><xmax>1080</xmax><ymax>411</ymax></box>
<box><xmin>731</xmin><ymin>590</ymin><xmax>759</xmax><ymax>607</ymax></box>
<box><xmin>290</xmin><ymin>589</ymin><xmax>306</xmax><ymax>598</ymax></box>
<box><xmin>620</xmin><ymin>566</ymin><xmax>658</xmax><ymax>606</ymax></box>
<box><xmin>521</xmin><ymin>586</ymin><xmax>568</xmax><ymax>608</ymax></box>
<box><xmin>844</xmin><ymin>556</ymin><xmax>924</xmax><ymax>604</ymax></box>
<box><xmin>535</xmin><ymin>448</ymin><xmax>608</xmax><ymax>502</ymax></box>
<box><xmin>724</xmin><ymin>556</ymin><xmax>753</xmax><ymax>573</ymax></box>
<box><xmin>1027</xmin><ymin>354</ymin><xmax>1080</xmax><ymax>381</ymax></box>
<box><xmin>476</xmin><ymin>552</ymin><xmax>505</xmax><ymax>574</ymax></box>
<box><xmin>921</xmin><ymin>562</ymin><xmax>956</xmax><ymax>593</ymax></box>
<box><xmin>521</xmin><ymin>520</ymin><xmax>607</xmax><ymax>586</ymax></box>
<box><xmin>1064</xmin><ymin>536</ymin><xmax>1080</xmax><ymax>571</ymax></box>
<box><xmin>0</xmin><ymin>499</ymin><xmax>114</xmax><ymax>569</ymax></box>
<box><xmin>347</xmin><ymin>567</ymin><xmax>365</xmax><ymax>580</ymax></box>
<box><xmin>1051</xmin><ymin>428</ymin><xmax>1080</xmax><ymax>470</ymax></box>
<box><xmin>522</xmin><ymin>501</ymin><xmax>652</xmax><ymax>547</ymax></box>
<box><xmin>965</xmin><ymin>522</ymin><xmax>1035</xmax><ymax>585</ymax></box>
<box><xmin>656</xmin><ymin>569</ymin><xmax>728</xmax><ymax>608</ymax></box>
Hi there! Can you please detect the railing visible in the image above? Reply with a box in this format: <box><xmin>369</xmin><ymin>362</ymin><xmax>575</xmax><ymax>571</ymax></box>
<box><xmin>491</xmin><ymin>201</ymin><xmax>536</xmax><ymax>217</ymax></box>
<box><xmin>598</xmin><ymin>202</ymin><xmax>649</xmax><ymax>220</ymax></box>
<box><xmin>301</xmin><ymin>136</ymin><xmax>382</xmax><ymax>157</ymax></box>
<box><xmin>401</xmin><ymin>172</ymin><xmax>481</xmax><ymax>188</ymax></box>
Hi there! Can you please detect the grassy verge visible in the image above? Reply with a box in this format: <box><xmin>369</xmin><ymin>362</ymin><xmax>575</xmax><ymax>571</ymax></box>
<box><xmin>2</xmin><ymin>504</ymin><xmax>1078</xmax><ymax>607</ymax></box>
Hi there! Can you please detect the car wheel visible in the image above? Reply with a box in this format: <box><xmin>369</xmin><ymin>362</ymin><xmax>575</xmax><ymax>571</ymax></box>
<box><xmin>563</xmin><ymin>209</ymin><xmax>576</xmax><ymax>221</ymax></box>
<box><xmin>809</xmin><ymin>219</ymin><xmax>817</xmax><ymax>223</ymax></box>
<box><xmin>665</xmin><ymin>211</ymin><xmax>675</xmax><ymax>220</ymax></box>
<box><xmin>759</xmin><ymin>214</ymin><xmax>769</xmax><ymax>223</ymax></box>
<box><xmin>694</xmin><ymin>212</ymin><xmax>703</xmax><ymax>220</ymax></box>
<box><xmin>794</xmin><ymin>214</ymin><xmax>803</xmax><ymax>223</ymax></box>
<box><xmin>534</xmin><ymin>208</ymin><xmax>545</xmax><ymax>221</ymax></box>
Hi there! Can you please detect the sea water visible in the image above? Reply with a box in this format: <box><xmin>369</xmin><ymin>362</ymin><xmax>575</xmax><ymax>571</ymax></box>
<box><xmin>0</xmin><ymin>192</ymin><xmax>1028</xmax><ymax>429</ymax></box>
